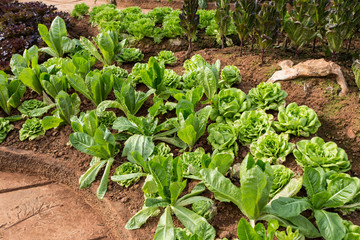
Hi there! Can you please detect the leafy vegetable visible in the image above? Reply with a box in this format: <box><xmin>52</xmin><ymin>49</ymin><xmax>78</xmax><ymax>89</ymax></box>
<box><xmin>164</xmin><ymin>69</ymin><xmax>181</xmax><ymax>89</ymax></box>
<box><xmin>270</xmin><ymin>165</ymin><xmax>294</xmax><ymax>199</ymax></box>
<box><xmin>155</xmin><ymin>51</ymin><xmax>177</xmax><ymax>65</ymax></box>
<box><xmin>207</xmin><ymin>123</ymin><xmax>238</xmax><ymax>154</ymax></box>
<box><xmin>0</xmin><ymin>70</ymin><xmax>26</xmax><ymax>115</ymax></box>
<box><xmin>97</xmin><ymin>111</ymin><xmax>116</xmax><ymax>128</ymax></box>
<box><xmin>113</xmin><ymin>162</ymin><xmax>143</xmax><ymax>187</ymax></box>
<box><xmin>293</xmin><ymin>137</ymin><xmax>350</xmax><ymax>172</ymax></box>
<box><xmin>127</xmin><ymin>63</ymin><xmax>147</xmax><ymax>83</ymax></box>
<box><xmin>116</xmin><ymin>48</ymin><xmax>144</xmax><ymax>64</ymax></box>
<box><xmin>210</xmin><ymin>88</ymin><xmax>250</xmax><ymax>122</ymax></box>
<box><xmin>250</xmin><ymin>132</ymin><xmax>294</xmax><ymax>164</ymax></box>
<box><xmin>219</xmin><ymin>65</ymin><xmax>242</xmax><ymax>89</ymax></box>
<box><xmin>192</xmin><ymin>199</ymin><xmax>217</xmax><ymax>222</ymax></box>
<box><xmin>18</xmin><ymin>99</ymin><xmax>54</xmax><ymax>118</ymax></box>
<box><xmin>215</xmin><ymin>0</ymin><xmax>231</xmax><ymax>49</ymax></box>
<box><xmin>152</xmin><ymin>142</ymin><xmax>173</xmax><ymax>158</ymax></box>
<box><xmin>248</xmin><ymin>82</ymin><xmax>287</xmax><ymax>111</ymax></box>
<box><xmin>234</xmin><ymin>110</ymin><xmax>273</xmax><ymax>145</ymax></box>
<box><xmin>273</xmin><ymin>103</ymin><xmax>321</xmax><ymax>137</ymax></box>
<box><xmin>127</xmin><ymin>18</ymin><xmax>156</xmax><ymax>42</ymax></box>
<box><xmin>80</xmin><ymin>30</ymin><xmax>126</xmax><ymax>66</ymax></box>
<box><xmin>19</xmin><ymin>118</ymin><xmax>46</xmax><ymax>141</ymax></box>
<box><xmin>179</xmin><ymin>0</ymin><xmax>199</xmax><ymax>54</ymax></box>
<box><xmin>38</xmin><ymin>16</ymin><xmax>75</xmax><ymax>57</ymax></box>
<box><xmin>67</xmin><ymin>69</ymin><xmax>113</xmax><ymax>106</ymax></box>
<box><xmin>147</xmin><ymin>7</ymin><xmax>173</xmax><ymax>24</ymax></box>
<box><xmin>344</xmin><ymin>220</ymin><xmax>360</xmax><ymax>240</ymax></box>
<box><xmin>237</xmin><ymin>218</ymin><xmax>279</xmax><ymax>239</ymax></box>
<box><xmin>276</xmin><ymin>226</ymin><xmax>305</xmax><ymax>240</ymax></box>
<box><xmin>0</xmin><ymin>118</ymin><xmax>14</xmax><ymax>143</ymax></box>
<box><xmin>140</xmin><ymin>57</ymin><xmax>168</xmax><ymax>98</ymax></box>
<box><xmin>71</xmin><ymin>3</ymin><xmax>90</xmax><ymax>19</ymax></box>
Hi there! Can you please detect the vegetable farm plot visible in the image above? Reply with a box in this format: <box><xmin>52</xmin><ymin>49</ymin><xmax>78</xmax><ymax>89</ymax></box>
<box><xmin>1</xmin><ymin>0</ymin><xmax>360</xmax><ymax>240</ymax></box>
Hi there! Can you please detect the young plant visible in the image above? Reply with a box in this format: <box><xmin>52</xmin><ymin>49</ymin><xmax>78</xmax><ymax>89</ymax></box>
<box><xmin>126</xmin><ymin>156</ymin><xmax>216</xmax><ymax>240</ymax></box>
<box><xmin>210</xmin><ymin>88</ymin><xmax>251</xmax><ymax>123</ymax></box>
<box><xmin>155</xmin><ymin>51</ymin><xmax>177</xmax><ymax>65</ymax></box>
<box><xmin>250</xmin><ymin>132</ymin><xmax>295</xmax><ymax>164</ymax></box>
<box><xmin>179</xmin><ymin>0</ymin><xmax>199</xmax><ymax>55</ymax></box>
<box><xmin>18</xmin><ymin>99</ymin><xmax>55</xmax><ymax>118</ymax></box>
<box><xmin>40</xmin><ymin>71</ymin><xmax>68</xmax><ymax>99</ymax></box>
<box><xmin>276</xmin><ymin>226</ymin><xmax>305</xmax><ymax>240</ymax></box>
<box><xmin>273</xmin><ymin>102</ymin><xmax>321</xmax><ymax>137</ymax></box>
<box><xmin>115</xmin><ymin>48</ymin><xmax>144</xmax><ymax>64</ymax></box>
<box><xmin>80</xmin><ymin>30</ymin><xmax>126</xmax><ymax>66</ymax></box>
<box><xmin>97</xmin><ymin>81</ymin><xmax>154</xmax><ymax>117</ymax></box>
<box><xmin>293</xmin><ymin>137</ymin><xmax>350</xmax><ymax>172</ymax></box>
<box><xmin>215</xmin><ymin>0</ymin><xmax>231</xmax><ymax>49</ymax></box>
<box><xmin>0</xmin><ymin>70</ymin><xmax>26</xmax><ymax>115</ymax></box>
<box><xmin>71</xmin><ymin>3</ymin><xmax>90</xmax><ymax>20</ymax></box>
<box><xmin>207</xmin><ymin>123</ymin><xmax>238</xmax><ymax>154</ymax></box>
<box><xmin>19</xmin><ymin>118</ymin><xmax>46</xmax><ymax>141</ymax></box>
<box><xmin>219</xmin><ymin>65</ymin><xmax>242</xmax><ymax>89</ymax></box>
<box><xmin>248</xmin><ymin>82</ymin><xmax>288</xmax><ymax>110</ymax></box>
<box><xmin>233</xmin><ymin>0</ymin><xmax>258</xmax><ymax>55</ymax></box>
<box><xmin>10</xmin><ymin>45</ymin><xmax>44</xmax><ymax>95</ymax></box>
<box><xmin>112</xmin><ymin>162</ymin><xmax>143</xmax><ymax>187</ymax></box>
<box><xmin>270</xmin><ymin>167</ymin><xmax>360</xmax><ymax>240</ymax></box>
<box><xmin>67</xmin><ymin>69</ymin><xmax>114</xmax><ymax>106</ymax></box>
<box><xmin>69</xmin><ymin>110</ymin><xmax>118</xmax><ymax>200</ymax></box>
<box><xmin>255</xmin><ymin>2</ymin><xmax>279</xmax><ymax>64</ymax></box>
<box><xmin>237</xmin><ymin>218</ymin><xmax>279</xmax><ymax>240</ymax></box>
<box><xmin>140</xmin><ymin>57</ymin><xmax>169</xmax><ymax>98</ymax></box>
<box><xmin>270</xmin><ymin>165</ymin><xmax>295</xmax><ymax>199</ymax></box>
<box><xmin>0</xmin><ymin>118</ymin><xmax>14</xmax><ymax>143</ymax></box>
<box><xmin>38</xmin><ymin>16</ymin><xmax>75</xmax><ymax>57</ymax></box>
<box><xmin>234</xmin><ymin>110</ymin><xmax>273</xmax><ymax>145</ymax></box>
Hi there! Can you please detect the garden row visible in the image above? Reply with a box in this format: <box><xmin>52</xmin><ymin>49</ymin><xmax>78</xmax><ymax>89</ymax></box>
<box><xmin>0</xmin><ymin>13</ymin><xmax>360</xmax><ymax>239</ymax></box>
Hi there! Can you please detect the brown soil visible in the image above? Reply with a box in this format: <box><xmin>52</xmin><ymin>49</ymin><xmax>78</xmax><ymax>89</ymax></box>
<box><xmin>2</xmin><ymin>2</ymin><xmax>360</xmax><ymax>240</ymax></box>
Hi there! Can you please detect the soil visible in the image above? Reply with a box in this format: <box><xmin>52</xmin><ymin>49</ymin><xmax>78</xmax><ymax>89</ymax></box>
<box><xmin>2</xmin><ymin>2</ymin><xmax>360</xmax><ymax>240</ymax></box>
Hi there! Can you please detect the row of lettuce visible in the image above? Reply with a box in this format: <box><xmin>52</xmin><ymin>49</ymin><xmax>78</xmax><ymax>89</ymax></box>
<box><xmin>0</xmin><ymin>17</ymin><xmax>360</xmax><ymax>240</ymax></box>
<box><xmin>77</xmin><ymin>0</ymin><xmax>360</xmax><ymax>62</ymax></box>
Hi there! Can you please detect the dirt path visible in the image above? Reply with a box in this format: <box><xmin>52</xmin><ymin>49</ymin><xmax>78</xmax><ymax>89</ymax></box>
<box><xmin>0</xmin><ymin>172</ymin><xmax>112</xmax><ymax>240</ymax></box>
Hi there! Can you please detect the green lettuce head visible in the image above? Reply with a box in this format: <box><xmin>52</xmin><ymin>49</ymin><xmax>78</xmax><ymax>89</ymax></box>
<box><xmin>234</xmin><ymin>110</ymin><xmax>273</xmax><ymax>145</ymax></box>
<box><xmin>273</xmin><ymin>103</ymin><xmax>321</xmax><ymax>137</ymax></box>
<box><xmin>207</xmin><ymin>123</ymin><xmax>238</xmax><ymax>154</ymax></box>
<box><xmin>164</xmin><ymin>69</ymin><xmax>181</xmax><ymax>89</ymax></box>
<box><xmin>248</xmin><ymin>82</ymin><xmax>288</xmax><ymax>110</ymax></box>
<box><xmin>192</xmin><ymin>199</ymin><xmax>217</xmax><ymax>222</ymax></box>
<box><xmin>180</xmin><ymin>148</ymin><xmax>209</xmax><ymax>176</ymax></box>
<box><xmin>219</xmin><ymin>65</ymin><xmax>242</xmax><ymax>89</ymax></box>
<box><xmin>250</xmin><ymin>132</ymin><xmax>295</xmax><ymax>164</ymax></box>
<box><xmin>293</xmin><ymin>137</ymin><xmax>350</xmax><ymax>172</ymax></box>
<box><xmin>270</xmin><ymin>165</ymin><xmax>294</xmax><ymax>198</ymax></box>
<box><xmin>113</xmin><ymin>162</ymin><xmax>143</xmax><ymax>187</ymax></box>
<box><xmin>210</xmin><ymin>88</ymin><xmax>251</xmax><ymax>122</ymax></box>
<box><xmin>19</xmin><ymin>118</ymin><xmax>46</xmax><ymax>141</ymax></box>
<box><xmin>0</xmin><ymin>118</ymin><xmax>14</xmax><ymax>143</ymax></box>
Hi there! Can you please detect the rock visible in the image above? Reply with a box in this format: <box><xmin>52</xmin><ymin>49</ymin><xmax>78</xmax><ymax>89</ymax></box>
<box><xmin>346</xmin><ymin>128</ymin><xmax>356</xmax><ymax>139</ymax></box>
<box><xmin>267</xmin><ymin>59</ymin><xmax>348</xmax><ymax>97</ymax></box>
<box><xmin>218</xmin><ymin>231</ymin><xmax>231</xmax><ymax>239</ymax></box>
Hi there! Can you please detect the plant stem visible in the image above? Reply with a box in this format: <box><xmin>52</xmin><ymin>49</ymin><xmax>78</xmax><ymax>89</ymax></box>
<box><xmin>250</xmin><ymin>220</ymin><xmax>256</xmax><ymax>228</ymax></box>
<box><xmin>240</xmin><ymin>39</ymin><xmax>243</xmax><ymax>56</ymax></box>
<box><xmin>261</xmin><ymin>49</ymin><xmax>265</xmax><ymax>64</ymax></box>
<box><xmin>332</xmin><ymin>51</ymin><xmax>336</xmax><ymax>62</ymax></box>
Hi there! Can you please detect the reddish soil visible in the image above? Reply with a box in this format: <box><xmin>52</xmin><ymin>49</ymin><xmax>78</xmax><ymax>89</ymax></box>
<box><xmin>1</xmin><ymin>3</ymin><xmax>360</xmax><ymax>240</ymax></box>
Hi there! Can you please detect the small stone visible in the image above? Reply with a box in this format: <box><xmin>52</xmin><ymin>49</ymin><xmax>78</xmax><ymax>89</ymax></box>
<box><xmin>219</xmin><ymin>231</ymin><xmax>231</xmax><ymax>239</ymax></box>
<box><xmin>346</xmin><ymin>128</ymin><xmax>356</xmax><ymax>139</ymax></box>
<box><xmin>121</xmin><ymin>197</ymin><xmax>129</xmax><ymax>203</ymax></box>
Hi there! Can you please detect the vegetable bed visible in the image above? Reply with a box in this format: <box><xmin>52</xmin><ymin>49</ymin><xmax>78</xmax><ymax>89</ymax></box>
<box><xmin>1</xmin><ymin>1</ymin><xmax>360</xmax><ymax>240</ymax></box>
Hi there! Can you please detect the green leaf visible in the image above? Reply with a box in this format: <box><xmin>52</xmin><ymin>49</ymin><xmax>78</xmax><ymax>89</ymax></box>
<box><xmin>79</xmin><ymin>159</ymin><xmax>106</xmax><ymax>188</ymax></box>
<box><xmin>237</xmin><ymin>218</ymin><xmax>261</xmax><ymax>240</ymax></box>
<box><xmin>314</xmin><ymin>210</ymin><xmax>346</xmax><ymax>240</ymax></box>
<box><xmin>197</xmin><ymin>66</ymin><xmax>217</xmax><ymax>101</ymax></box>
<box><xmin>18</xmin><ymin>68</ymin><xmax>42</xmax><ymax>95</ymax></box>
<box><xmin>97</xmin><ymin>158</ymin><xmax>114</xmax><ymax>200</ymax></box>
<box><xmin>41</xmin><ymin>116</ymin><xmax>63</xmax><ymax>130</ymax></box>
<box><xmin>80</xmin><ymin>36</ymin><xmax>105</xmax><ymax>64</ymax></box>
<box><xmin>303</xmin><ymin>167</ymin><xmax>325</xmax><ymax>198</ymax></box>
<box><xmin>178</xmin><ymin>125</ymin><xmax>197</xmax><ymax>150</ymax></box>
<box><xmin>122</xmin><ymin>135</ymin><xmax>155</xmax><ymax>163</ymax></box>
<box><xmin>271</xmin><ymin>197</ymin><xmax>311</xmax><ymax>218</ymax></box>
<box><xmin>199</xmin><ymin>168</ymin><xmax>242</xmax><ymax>209</ymax></box>
<box><xmin>125</xmin><ymin>206</ymin><xmax>160</xmax><ymax>230</ymax></box>
<box><xmin>154</xmin><ymin>207</ymin><xmax>175</xmax><ymax>240</ymax></box>
<box><xmin>48</xmin><ymin>16</ymin><xmax>67</xmax><ymax>57</ymax></box>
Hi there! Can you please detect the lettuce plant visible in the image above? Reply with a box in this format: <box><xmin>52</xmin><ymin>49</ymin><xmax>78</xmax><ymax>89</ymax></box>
<box><xmin>155</xmin><ymin>51</ymin><xmax>177</xmax><ymax>65</ymax></box>
<box><xmin>198</xmin><ymin>10</ymin><xmax>215</xmax><ymax>29</ymax></box>
<box><xmin>18</xmin><ymin>99</ymin><xmax>55</xmax><ymax>118</ymax></box>
<box><xmin>210</xmin><ymin>88</ymin><xmax>250</xmax><ymax>122</ymax></box>
<box><xmin>207</xmin><ymin>123</ymin><xmax>238</xmax><ymax>154</ymax></box>
<box><xmin>38</xmin><ymin>16</ymin><xmax>75</xmax><ymax>57</ymax></box>
<box><xmin>270</xmin><ymin>167</ymin><xmax>360</xmax><ymax>240</ymax></box>
<box><xmin>112</xmin><ymin>162</ymin><xmax>143</xmax><ymax>187</ymax></box>
<box><xmin>97</xmin><ymin>111</ymin><xmax>116</xmax><ymax>128</ymax></box>
<box><xmin>147</xmin><ymin>7</ymin><xmax>173</xmax><ymax>24</ymax></box>
<box><xmin>0</xmin><ymin>70</ymin><xmax>26</xmax><ymax>115</ymax></box>
<box><xmin>163</xmin><ymin>10</ymin><xmax>184</xmax><ymax>38</ymax></box>
<box><xmin>270</xmin><ymin>165</ymin><xmax>295</xmax><ymax>198</ymax></box>
<box><xmin>237</xmin><ymin>218</ymin><xmax>279</xmax><ymax>240</ymax></box>
<box><xmin>344</xmin><ymin>220</ymin><xmax>360</xmax><ymax>240</ymax></box>
<box><xmin>276</xmin><ymin>226</ymin><xmax>305</xmax><ymax>240</ymax></box>
<box><xmin>219</xmin><ymin>65</ymin><xmax>242</xmax><ymax>89</ymax></box>
<box><xmin>293</xmin><ymin>137</ymin><xmax>351</xmax><ymax>172</ymax></box>
<box><xmin>164</xmin><ymin>69</ymin><xmax>181</xmax><ymax>89</ymax></box>
<box><xmin>250</xmin><ymin>132</ymin><xmax>295</xmax><ymax>164</ymax></box>
<box><xmin>215</xmin><ymin>0</ymin><xmax>231</xmax><ymax>49</ymax></box>
<box><xmin>140</xmin><ymin>57</ymin><xmax>169</xmax><ymax>98</ymax></box>
<box><xmin>234</xmin><ymin>110</ymin><xmax>273</xmax><ymax>145</ymax></box>
<box><xmin>127</xmin><ymin>63</ymin><xmax>147</xmax><ymax>83</ymax></box>
<box><xmin>126</xmin><ymin>156</ymin><xmax>216</xmax><ymax>240</ymax></box>
<box><xmin>116</xmin><ymin>48</ymin><xmax>144</xmax><ymax>64</ymax></box>
<box><xmin>127</xmin><ymin>18</ymin><xmax>156</xmax><ymax>41</ymax></box>
<box><xmin>248</xmin><ymin>82</ymin><xmax>288</xmax><ymax>111</ymax></box>
<box><xmin>0</xmin><ymin>118</ymin><xmax>14</xmax><ymax>143</ymax></box>
<box><xmin>71</xmin><ymin>3</ymin><xmax>90</xmax><ymax>19</ymax></box>
<box><xmin>80</xmin><ymin>30</ymin><xmax>126</xmax><ymax>66</ymax></box>
<box><xmin>40</xmin><ymin>71</ymin><xmax>68</xmax><ymax>99</ymax></box>
<box><xmin>273</xmin><ymin>103</ymin><xmax>321</xmax><ymax>137</ymax></box>
<box><xmin>192</xmin><ymin>199</ymin><xmax>217</xmax><ymax>222</ymax></box>
<box><xmin>179</xmin><ymin>0</ymin><xmax>199</xmax><ymax>54</ymax></box>
<box><xmin>70</xmin><ymin>110</ymin><xmax>118</xmax><ymax>199</ymax></box>
<box><xmin>19</xmin><ymin>118</ymin><xmax>46</xmax><ymax>141</ymax></box>
<box><xmin>67</xmin><ymin>69</ymin><xmax>113</xmax><ymax>106</ymax></box>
